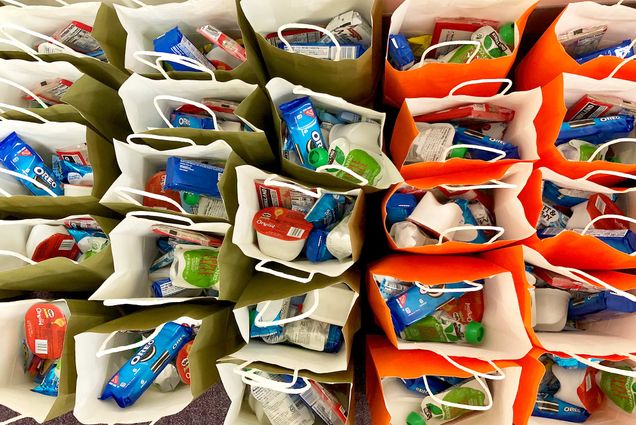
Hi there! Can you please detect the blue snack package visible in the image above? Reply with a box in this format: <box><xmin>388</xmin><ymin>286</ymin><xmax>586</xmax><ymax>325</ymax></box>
<box><xmin>556</xmin><ymin>115</ymin><xmax>635</xmax><ymax>146</ymax></box>
<box><xmin>323</xmin><ymin>325</ymin><xmax>343</xmax><ymax>353</ymax></box>
<box><xmin>0</xmin><ymin>132</ymin><xmax>63</xmax><ymax>196</ymax></box>
<box><xmin>453</xmin><ymin>127</ymin><xmax>520</xmax><ymax>160</ymax></box>
<box><xmin>454</xmin><ymin>199</ymin><xmax>487</xmax><ymax>243</ymax></box>
<box><xmin>386</xmin><ymin>281</ymin><xmax>483</xmax><ymax>332</ymax></box>
<box><xmin>164</xmin><ymin>157</ymin><xmax>224</xmax><ymax>197</ymax></box>
<box><xmin>402</xmin><ymin>376</ymin><xmax>465</xmax><ymax>395</ymax></box>
<box><xmin>377</xmin><ymin>277</ymin><xmax>410</xmax><ymax>300</ymax></box>
<box><xmin>151</xmin><ymin>278</ymin><xmax>202</xmax><ymax>298</ymax></box>
<box><xmin>170</xmin><ymin>112</ymin><xmax>215</xmax><ymax>129</ymax></box>
<box><xmin>153</xmin><ymin>26</ymin><xmax>215</xmax><ymax>73</ymax></box>
<box><xmin>532</xmin><ymin>394</ymin><xmax>590</xmax><ymax>422</ymax></box>
<box><xmin>67</xmin><ymin>228</ymin><xmax>107</xmax><ymax>244</ymax></box>
<box><xmin>569</xmin><ymin>291</ymin><xmax>636</xmax><ymax>321</ymax></box>
<box><xmin>305</xmin><ymin>194</ymin><xmax>346</xmax><ymax>229</ymax></box>
<box><xmin>542</xmin><ymin>181</ymin><xmax>591</xmax><ymax>208</ymax></box>
<box><xmin>537</xmin><ymin>227</ymin><xmax>636</xmax><ymax>254</ymax></box>
<box><xmin>157</xmin><ymin>237</ymin><xmax>176</xmax><ymax>254</ymax></box>
<box><xmin>149</xmin><ymin>250</ymin><xmax>174</xmax><ymax>272</ymax></box>
<box><xmin>575</xmin><ymin>39</ymin><xmax>635</xmax><ymax>65</ymax></box>
<box><xmin>32</xmin><ymin>361</ymin><xmax>61</xmax><ymax>397</ymax></box>
<box><xmin>305</xmin><ymin>228</ymin><xmax>335</xmax><ymax>263</ymax></box>
<box><xmin>386</xmin><ymin>193</ymin><xmax>417</xmax><ymax>228</ymax></box>
<box><xmin>100</xmin><ymin>322</ymin><xmax>194</xmax><ymax>408</ymax></box>
<box><xmin>279</xmin><ymin>97</ymin><xmax>326</xmax><ymax>168</ymax></box>
<box><xmin>388</xmin><ymin>34</ymin><xmax>415</xmax><ymax>71</ymax></box>
<box><xmin>551</xmin><ymin>355</ymin><xmax>600</xmax><ymax>370</ymax></box>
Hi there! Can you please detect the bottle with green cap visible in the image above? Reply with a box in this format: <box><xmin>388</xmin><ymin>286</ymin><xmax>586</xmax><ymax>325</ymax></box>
<box><xmin>399</xmin><ymin>309</ymin><xmax>485</xmax><ymax>345</ymax></box>
<box><xmin>441</xmin><ymin>23</ymin><xmax>514</xmax><ymax>64</ymax></box>
<box><xmin>420</xmin><ymin>378</ymin><xmax>487</xmax><ymax>425</ymax></box>
<box><xmin>308</xmin><ymin>138</ymin><xmax>383</xmax><ymax>185</ymax></box>
<box><xmin>407</xmin><ymin>411</ymin><xmax>427</xmax><ymax>425</ymax></box>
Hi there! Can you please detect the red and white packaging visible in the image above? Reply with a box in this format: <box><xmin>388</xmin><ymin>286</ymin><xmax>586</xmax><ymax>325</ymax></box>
<box><xmin>532</xmin><ymin>267</ymin><xmax>600</xmax><ymax>293</ymax></box>
<box><xmin>565</xmin><ymin>94</ymin><xmax>636</xmax><ymax>121</ymax></box>
<box><xmin>176</xmin><ymin>340</ymin><xmax>193</xmax><ymax>385</ymax></box>
<box><xmin>431</xmin><ymin>17</ymin><xmax>500</xmax><ymax>57</ymax></box>
<box><xmin>252</xmin><ymin>207</ymin><xmax>313</xmax><ymax>261</ymax></box>
<box><xmin>27</xmin><ymin>225</ymin><xmax>80</xmax><ymax>262</ymax></box>
<box><xmin>265</xmin><ymin>29</ymin><xmax>324</xmax><ymax>46</ymax></box>
<box><xmin>151</xmin><ymin>224</ymin><xmax>224</xmax><ymax>247</ymax></box>
<box><xmin>144</xmin><ymin>170</ymin><xmax>182</xmax><ymax>211</ymax></box>
<box><xmin>254</xmin><ymin>180</ymin><xmax>317</xmax><ymax>214</ymax></box>
<box><xmin>438</xmin><ymin>290</ymin><xmax>485</xmax><ymax>324</ymax></box>
<box><xmin>414</xmin><ymin>103</ymin><xmax>515</xmax><ymax>124</ymax></box>
<box><xmin>56</xmin><ymin>142</ymin><xmax>90</xmax><ymax>166</ymax></box>
<box><xmin>24</xmin><ymin>303</ymin><xmax>67</xmax><ymax>360</ymax></box>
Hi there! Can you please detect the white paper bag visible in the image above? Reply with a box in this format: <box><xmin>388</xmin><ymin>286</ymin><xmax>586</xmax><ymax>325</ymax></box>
<box><xmin>91</xmin><ymin>211</ymin><xmax>230</xmax><ymax>306</ymax></box>
<box><xmin>0</xmin><ymin>58</ymin><xmax>82</xmax><ymax>108</ymax></box>
<box><xmin>0</xmin><ymin>3</ymin><xmax>102</xmax><ymax>59</ymax></box>
<box><xmin>232</xmin><ymin>165</ymin><xmax>365</xmax><ymax>282</ymax></box>
<box><xmin>119</xmin><ymin>73</ymin><xmax>260</xmax><ymax>134</ymax></box>
<box><xmin>100</xmin><ymin>137</ymin><xmax>232</xmax><ymax>218</ymax></box>
<box><xmin>114</xmin><ymin>0</ymin><xmax>242</xmax><ymax>74</ymax></box>
<box><xmin>266</xmin><ymin>77</ymin><xmax>403</xmax><ymax>189</ymax></box>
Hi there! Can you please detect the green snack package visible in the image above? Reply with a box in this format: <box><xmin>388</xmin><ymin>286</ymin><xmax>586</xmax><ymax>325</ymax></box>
<box><xmin>421</xmin><ymin>378</ymin><xmax>487</xmax><ymax>424</ymax></box>
<box><xmin>176</xmin><ymin>248</ymin><xmax>220</xmax><ymax>288</ymax></box>
<box><xmin>600</xmin><ymin>367</ymin><xmax>636</xmax><ymax>413</ymax></box>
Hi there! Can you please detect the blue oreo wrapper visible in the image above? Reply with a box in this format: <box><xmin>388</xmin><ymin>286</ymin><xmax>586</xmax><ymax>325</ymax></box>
<box><xmin>153</xmin><ymin>26</ymin><xmax>214</xmax><ymax>73</ymax></box>
<box><xmin>575</xmin><ymin>39</ymin><xmax>635</xmax><ymax>65</ymax></box>
<box><xmin>569</xmin><ymin>291</ymin><xmax>636</xmax><ymax>321</ymax></box>
<box><xmin>453</xmin><ymin>127</ymin><xmax>520</xmax><ymax>160</ymax></box>
<box><xmin>402</xmin><ymin>376</ymin><xmax>464</xmax><ymax>396</ymax></box>
<box><xmin>279</xmin><ymin>96</ymin><xmax>326</xmax><ymax>168</ymax></box>
<box><xmin>53</xmin><ymin>157</ymin><xmax>93</xmax><ymax>185</ymax></box>
<box><xmin>164</xmin><ymin>157</ymin><xmax>223</xmax><ymax>197</ymax></box>
<box><xmin>32</xmin><ymin>361</ymin><xmax>60</xmax><ymax>397</ymax></box>
<box><xmin>388</xmin><ymin>34</ymin><xmax>415</xmax><ymax>71</ymax></box>
<box><xmin>0</xmin><ymin>132</ymin><xmax>63</xmax><ymax>196</ymax></box>
<box><xmin>556</xmin><ymin>115</ymin><xmax>634</xmax><ymax>146</ymax></box>
<box><xmin>533</xmin><ymin>394</ymin><xmax>590</xmax><ymax>422</ymax></box>
<box><xmin>170</xmin><ymin>112</ymin><xmax>215</xmax><ymax>129</ymax></box>
<box><xmin>305</xmin><ymin>228</ymin><xmax>335</xmax><ymax>263</ymax></box>
<box><xmin>100</xmin><ymin>322</ymin><xmax>194</xmax><ymax>408</ymax></box>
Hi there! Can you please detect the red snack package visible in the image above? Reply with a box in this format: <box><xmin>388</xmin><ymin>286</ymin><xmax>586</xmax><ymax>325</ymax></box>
<box><xmin>24</xmin><ymin>303</ymin><xmax>67</xmax><ymax>360</ymax></box>
<box><xmin>414</xmin><ymin>103</ymin><xmax>515</xmax><ymax>124</ymax></box>
<box><xmin>144</xmin><ymin>170</ymin><xmax>182</xmax><ymax>211</ymax></box>
<box><xmin>431</xmin><ymin>17</ymin><xmax>500</xmax><ymax>57</ymax></box>
<box><xmin>176</xmin><ymin>340</ymin><xmax>193</xmax><ymax>384</ymax></box>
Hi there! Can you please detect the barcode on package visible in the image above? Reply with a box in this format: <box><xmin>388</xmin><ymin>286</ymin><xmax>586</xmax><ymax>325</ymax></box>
<box><xmin>59</xmin><ymin>239</ymin><xmax>76</xmax><ymax>251</ymax></box>
<box><xmin>287</xmin><ymin>227</ymin><xmax>306</xmax><ymax>238</ymax></box>
<box><xmin>595</xmin><ymin>196</ymin><xmax>606</xmax><ymax>213</ymax></box>
<box><xmin>35</xmin><ymin>339</ymin><xmax>48</xmax><ymax>355</ymax></box>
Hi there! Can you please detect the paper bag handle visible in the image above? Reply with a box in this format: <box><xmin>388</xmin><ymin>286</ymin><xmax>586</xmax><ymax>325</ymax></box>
<box><xmin>0</xmin><ymin>168</ymin><xmax>59</xmax><ymax>197</ymax></box>
<box><xmin>253</xmin><ymin>291</ymin><xmax>320</xmax><ymax>327</ymax></box>
<box><xmin>565</xmin><ymin>268</ymin><xmax>636</xmax><ymax>302</ymax></box>
<box><xmin>587</xmin><ymin>138</ymin><xmax>636</xmax><ymax>162</ymax></box>
<box><xmin>234</xmin><ymin>362</ymin><xmax>310</xmax><ymax>394</ymax></box>
<box><xmin>0</xmin><ymin>249</ymin><xmax>36</xmax><ymax>265</ymax></box>
<box><xmin>255</xmin><ymin>260</ymin><xmax>316</xmax><ymax>283</ymax></box>
<box><xmin>263</xmin><ymin>174</ymin><xmax>320</xmax><ymax>198</ymax></box>
<box><xmin>449</xmin><ymin>78</ymin><xmax>513</xmax><ymax>97</ymax></box>
<box><xmin>414</xmin><ymin>279</ymin><xmax>484</xmax><ymax>293</ymax></box>
<box><xmin>0</xmin><ymin>24</ymin><xmax>81</xmax><ymax>58</ymax></box>
<box><xmin>419</xmin><ymin>40</ymin><xmax>480</xmax><ymax>67</ymax></box>
<box><xmin>562</xmin><ymin>353</ymin><xmax>636</xmax><ymax>378</ymax></box>
<box><xmin>132</xmin><ymin>51</ymin><xmax>217</xmax><ymax>81</ymax></box>
<box><xmin>0</xmin><ymin>76</ymin><xmax>48</xmax><ymax>108</ymax></box>
<box><xmin>422</xmin><ymin>375</ymin><xmax>493</xmax><ymax>411</ymax></box>
<box><xmin>277</xmin><ymin>23</ymin><xmax>341</xmax><ymax>61</ymax></box>
<box><xmin>0</xmin><ymin>102</ymin><xmax>48</xmax><ymax>122</ymax></box>
<box><xmin>315</xmin><ymin>163</ymin><xmax>369</xmax><ymax>186</ymax></box>
<box><xmin>96</xmin><ymin>317</ymin><xmax>200</xmax><ymax>357</ymax></box>
<box><xmin>437</xmin><ymin>225</ymin><xmax>505</xmax><ymax>245</ymax></box>
<box><xmin>606</xmin><ymin>40</ymin><xmax>636</xmax><ymax>79</ymax></box>
<box><xmin>153</xmin><ymin>94</ymin><xmax>219</xmax><ymax>130</ymax></box>
<box><xmin>125</xmin><ymin>210</ymin><xmax>195</xmax><ymax>225</ymax></box>
<box><xmin>441</xmin><ymin>355</ymin><xmax>507</xmax><ymax>381</ymax></box>
<box><xmin>442</xmin><ymin>144</ymin><xmax>507</xmax><ymax>162</ymax></box>
<box><xmin>114</xmin><ymin>186</ymin><xmax>187</xmax><ymax>214</ymax></box>
<box><xmin>126</xmin><ymin>133</ymin><xmax>196</xmax><ymax>146</ymax></box>
<box><xmin>439</xmin><ymin>180</ymin><xmax>516</xmax><ymax>191</ymax></box>
<box><xmin>292</xmin><ymin>86</ymin><xmax>348</xmax><ymax>105</ymax></box>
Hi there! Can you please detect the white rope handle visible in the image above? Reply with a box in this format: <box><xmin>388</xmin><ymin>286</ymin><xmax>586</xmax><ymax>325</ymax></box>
<box><xmin>0</xmin><ymin>76</ymin><xmax>48</xmax><ymax>108</ymax></box>
<box><xmin>253</xmin><ymin>291</ymin><xmax>319</xmax><ymax>328</ymax></box>
<box><xmin>132</xmin><ymin>51</ymin><xmax>216</xmax><ymax>81</ymax></box>
<box><xmin>243</xmin><ymin>374</ymin><xmax>310</xmax><ymax>394</ymax></box>
<box><xmin>606</xmin><ymin>41</ymin><xmax>636</xmax><ymax>79</ymax></box>
<box><xmin>0</xmin><ymin>168</ymin><xmax>58</xmax><ymax>197</ymax></box>
<box><xmin>587</xmin><ymin>138</ymin><xmax>636</xmax><ymax>162</ymax></box>
<box><xmin>114</xmin><ymin>186</ymin><xmax>187</xmax><ymax>214</ymax></box>
<box><xmin>278</xmin><ymin>23</ymin><xmax>341</xmax><ymax>61</ymax></box>
<box><xmin>255</xmin><ymin>260</ymin><xmax>316</xmax><ymax>283</ymax></box>
<box><xmin>564</xmin><ymin>353</ymin><xmax>636</xmax><ymax>378</ymax></box>
<box><xmin>0</xmin><ymin>24</ymin><xmax>80</xmax><ymax>58</ymax></box>
<box><xmin>441</xmin><ymin>355</ymin><xmax>507</xmax><ymax>381</ymax></box>
<box><xmin>0</xmin><ymin>414</ymin><xmax>26</xmax><ymax>425</ymax></box>
<box><xmin>419</xmin><ymin>40</ymin><xmax>480</xmax><ymax>66</ymax></box>
<box><xmin>422</xmin><ymin>375</ymin><xmax>493</xmax><ymax>411</ymax></box>
<box><xmin>234</xmin><ymin>361</ymin><xmax>298</xmax><ymax>388</ymax></box>
<box><xmin>439</xmin><ymin>180</ymin><xmax>516</xmax><ymax>191</ymax></box>
<box><xmin>414</xmin><ymin>279</ymin><xmax>484</xmax><ymax>293</ymax></box>
<box><xmin>262</xmin><ymin>174</ymin><xmax>320</xmax><ymax>199</ymax></box>
<box><xmin>0</xmin><ymin>101</ymin><xmax>48</xmax><ymax>122</ymax></box>
<box><xmin>580</xmin><ymin>170</ymin><xmax>636</xmax><ymax>186</ymax></box>
<box><xmin>442</xmin><ymin>144</ymin><xmax>507</xmax><ymax>162</ymax></box>
<box><xmin>292</xmin><ymin>86</ymin><xmax>347</xmax><ymax>105</ymax></box>
<box><xmin>153</xmin><ymin>95</ymin><xmax>219</xmax><ymax>130</ymax></box>
<box><xmin>235</xmin><ymin>362</ymin><xmax>310</xmax><ymax>393</ymax></box>
<box><xmin>125</xmin><ymin>210</ymin><xmax>195</xmax><ymax>226</ymax></box>
<box><xmin>126</xmin><ymin>133</ymin><xmax>196</xmax><ymax>146</ymax></box>
<box><xmin>315</xmin><ymin>163</ymin><xmax>369</xmax><ymax>186</ymax></box>
<box><xmin>449</xmin><ymin>78</ymin><xmax>513</xmax><ymax>97</ymax></box>
<box><xmin>437</xmin><ymin>225</ymin><xmax>505</xmax><ymax>245</ymax></box>
<box><xmin>0</xmin><ymin>249</ymin><xmax>36</xmax><ymax>265</ymax></box>
<box><xmin>566</xmin><ymin>268</ymin><xmax>636</xmax><ymax>302</ymax></box>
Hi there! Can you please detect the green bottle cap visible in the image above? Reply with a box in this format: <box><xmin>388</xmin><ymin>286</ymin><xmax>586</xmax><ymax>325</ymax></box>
<box><xmin>498</xmin><ymin>23</ymin><xmax>515</xmax><ymax>49</ymax></box>
<box><xmin>406</xmin><ymin>411</ymin><xmax>427</xmax><ymax>425</ymax></box>
<box><xmin>182</xmin><ymin>192</ymin><xmax>200</xmax><ymax>206</ymax></box>
<box><xmin>465</xmin><ymin>321</ymin><xmax>485</xmax><ymax>344</ymax></box>
<box><xmin>249</xmin><ymin>309</ymin><xmax>258</xmax><ymax>327</ymax></box>
<box><xmin>448</xmin><ymin>147</ymin><xmax>467</xmax><ymax>159</ymax></box>
<box><xmin>308</xmin><ymin>147</ymin><xmax>329</xmax><ymax>168</ymax></box>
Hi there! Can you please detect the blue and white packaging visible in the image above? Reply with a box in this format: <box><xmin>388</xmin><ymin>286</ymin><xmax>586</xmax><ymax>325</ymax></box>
<box><xmin>151</xmin><ymin>278</ymin><xmax>203</xmax><ymax>298</ymax></box>
<box><xmin>386</xmin><ymin>193</ymin><xmax>417</xmax><ymax>228</ymax></box>
<box><xmin>542</xmin><ymin>181</ymin><xmax>592</xmax><ymax>208</ymax></box>
<box><xmin>164</xmin><ymin>157</ymin><xmax>224</xmax><ymax>197</ymax></box>
<box><xmin>569</xmin><ymin>290</ymin><xmax>636</xmax><ymax>322</ymax></box>
<box><xmin>279</xmin><ymin>96</ymin><xmax>327</xmax><ymax>168</ymax></box>
<box><xmin>453</xmin><ymin>126</ymin><xmax>520</xmax><ymax>160</ymax></box>
<box><xmin>402</xmin><ymin>376</ymin><xmax>465</xmax><ymax>395</ymax></box>
<box><xmin>556</xmin><ymin>115</ymin><xmax>635</xmax><ymax>145</ymax></box>
<box><xmin>305</xmin><ymin>194</ymin><xmax>346</xmax><ymax>229</ymax></box>
<box><xmin>388</xmin><ymin>34</ymin><xmax>415</xmax><ymax>70</ymax></box>
<box><xmin>170</xmin><ymin>112</ymin><xmax>215</xmax><ymax>129</ymax></box>
<box><xmin>305</xmin><ymin>228</ymin><xmax>335</xmax><ymax>263</ymax></box>
<box><xmin>533</xmin><ymin>394</ymin><xmax>590</xmax><ymax>422</ymax></box>
<box><xmin>153</xmin><ymin>26</ymin><xmax>215</xmax><ymax>73</ymax></box>
<box><xmin>575</xmin><ymin>39</ymin><xmax>635</xmax><ymax>65</ymax></box>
